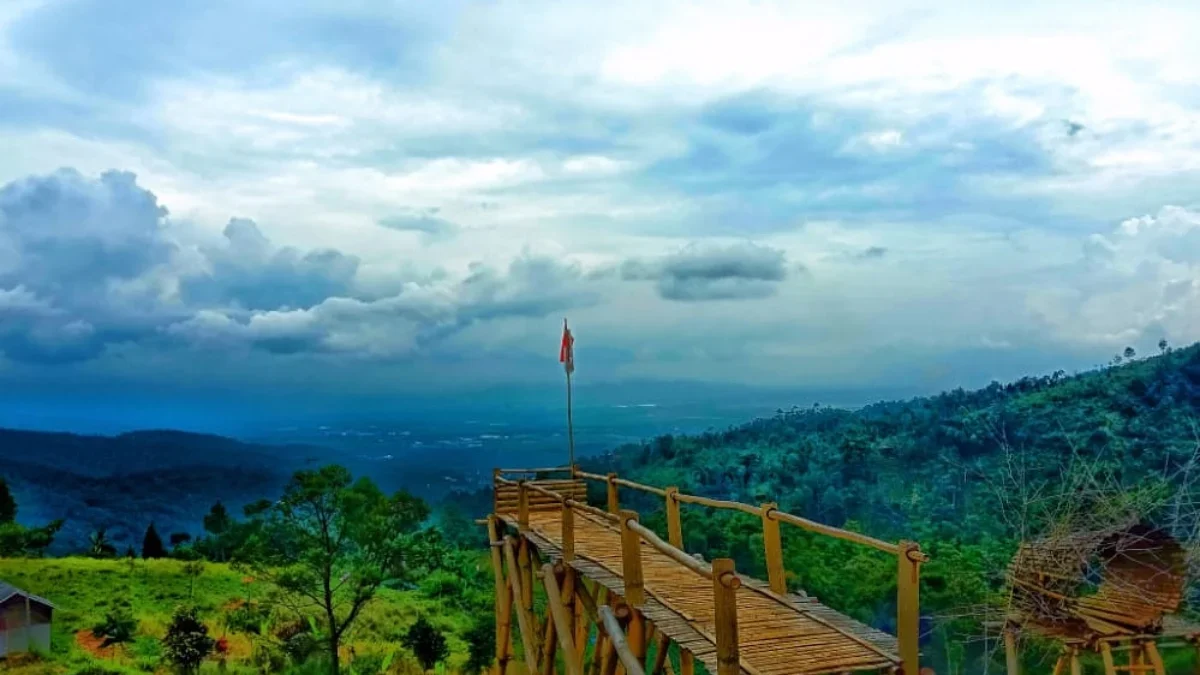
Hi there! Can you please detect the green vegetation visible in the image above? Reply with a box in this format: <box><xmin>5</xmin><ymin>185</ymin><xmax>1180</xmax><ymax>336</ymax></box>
<box><xmin>0</xmin><ymin>466</ymin><xmax>495</xmax><ymax>675</ymax></box>
<box><xmin>584</xmin><ymin>342</ymin><xmax>1200</xmax><ymax>673</ymax></box>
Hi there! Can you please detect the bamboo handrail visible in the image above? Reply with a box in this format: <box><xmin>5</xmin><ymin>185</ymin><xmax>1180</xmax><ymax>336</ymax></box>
<box><xmin>671</xmin><ymin>492</ymin><xmax>765</xmax><ymax>517</ymax></box>
<box><xmin>766</xmin><ymin>507</ymin><xmax>901</xmax><ymax>555</ymax></box>
<box><xmin>567</xmin><ymin>499</ymin><xmax>621</xmax><ymax>523</ymax></box>
<box><xmin>500</xmin><ymin>466</ymin><xmax>575</xmax><ymax>475</ymax></box>
<box><xmin>624</xmin><ymin>518</ymin><xmax>741</xmax><ymax>588</ymax></box>
<box><xmin>575</xmin><ymin>470</ymin><xmax>670</xmax><ymax>498</ymax></box>
<box><xmin>599</xmin><ymin>606</ymin><xmax>648</xmax><ymax>675</ymax></box>
<box><xmin>526</xmin><ymin>481</ymin><xmax>567</xmax><ymax>502</ymax></box>
<box><xmin>615</xmin><ymin>477</ymin><xmax>667</xmax><ymax>496</ymax></box>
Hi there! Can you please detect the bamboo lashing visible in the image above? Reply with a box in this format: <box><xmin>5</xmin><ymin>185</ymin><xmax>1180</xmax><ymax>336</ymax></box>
<box><xmin>599</xmin><ymin>606</ymin><xmax>648</xmax><ymax>675</ymax></box>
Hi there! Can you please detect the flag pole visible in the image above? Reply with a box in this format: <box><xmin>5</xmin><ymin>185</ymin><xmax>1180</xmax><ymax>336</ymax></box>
<box><xmin>566</xmin><ymin>360</ymin><xmax>575</xmax><ymax>468</ymax></box>
<box><xmin>563</xmin><ymin>318</ymin><xmax>576</xmax><ymax>469</ymax></box>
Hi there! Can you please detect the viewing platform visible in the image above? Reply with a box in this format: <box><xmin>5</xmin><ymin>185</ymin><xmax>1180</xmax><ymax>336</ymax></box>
<box><xmin>485</xmin><ymin>467</ymin><xmax>927</xmax><ymax>675</ymax></box>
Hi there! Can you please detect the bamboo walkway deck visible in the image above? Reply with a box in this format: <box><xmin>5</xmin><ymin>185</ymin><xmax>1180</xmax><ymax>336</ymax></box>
<box><xmin>498</xmin><ymin>506</ymin><xmax>901</xmax><ymax>675</ymax></box>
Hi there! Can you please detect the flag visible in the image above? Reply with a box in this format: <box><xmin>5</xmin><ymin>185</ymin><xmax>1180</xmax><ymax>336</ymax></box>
<box><xmin>560</xmin><ymin>319</ymin><xmax>574</xmax><ymax>374</ymax></box>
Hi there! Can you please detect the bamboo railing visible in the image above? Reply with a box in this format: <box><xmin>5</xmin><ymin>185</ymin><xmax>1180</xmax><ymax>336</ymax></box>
<box><xmin>492</xmin><ymin>465</ymin><xmax>926</xmax><ymax>675</ymax></box>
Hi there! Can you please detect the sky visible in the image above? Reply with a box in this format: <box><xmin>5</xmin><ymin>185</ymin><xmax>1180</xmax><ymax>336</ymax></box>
<box><xmin>2</xmin><ymin>0</ymin><xmax>1200</xmax><ymax>430</ymax></box>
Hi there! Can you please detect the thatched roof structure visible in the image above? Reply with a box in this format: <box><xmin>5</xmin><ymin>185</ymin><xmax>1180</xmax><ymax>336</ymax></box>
<box><xmin>1007</xmin><ymin>521</ymin><xmax>1186</xmax><ymax>639</ymax></box>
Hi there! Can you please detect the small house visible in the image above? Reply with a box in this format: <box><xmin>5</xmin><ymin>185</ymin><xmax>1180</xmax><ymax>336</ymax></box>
<box><xmin>0</xmin><ymin>582</ymin><xmax>54</xmax><ymax>657</ymax></box>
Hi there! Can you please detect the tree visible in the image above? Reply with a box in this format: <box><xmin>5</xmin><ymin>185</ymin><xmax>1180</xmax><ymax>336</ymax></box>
<box><xmin>203</xmin><ymin>501</ymin><xmax>232</xmax><ymax>561</ymax></box>
<box><xmin>143</xmin><ymin>523</ymin><xmax>167</xmax><ymax>559</ymax></box>
<box><xmin>170</xmin><ymin>532</ymin><xmax>192</xmax><ymax>548</ymax></box>
<box><xmin>0</xmin><ymin>478</ymin><xmax>15</xmax><ymax>523</ymax></box>
<box><xmin>162</xmin><ymin>605</ymin><xmax>214</xmax><ymax>675</ymax></box>
<box><xmin>1124</xmin><ymin>346</ymin><xmax>1137</xmax><ymax>360</ymax></box>
<box><xmin>248</xmin><ymin>465</ymin><xmax>430</xmax><ymax>675</ymax></box>
<box><xmin>88</xmin><ymin>528</ymin><xmax>117</xmax><ymax>558</ymax></box>
<box><xmin>402</xmin><ymin>616</ymin><xmax>449</xmax><ymax>672</ymax></box>
<box><xmin>92</xmin><ymin>604</ymin><xmax>138</xmax><ymax>657</ymax></box>
<box><xmin>1159</xmin><ymin>338</ymin><xmax>1170</xmax><ymax>354</ymax></box>
<box><xmin>463</xmin><ymin>616</ymin><xmax>496</xmax><ymax>675</ymax></box>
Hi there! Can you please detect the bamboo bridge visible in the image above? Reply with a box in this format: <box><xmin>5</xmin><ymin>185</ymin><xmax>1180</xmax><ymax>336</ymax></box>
<box><xmin>484</xmin><ymin>467</ymin><xmax>928</xmax><ymax>675</ymax></box>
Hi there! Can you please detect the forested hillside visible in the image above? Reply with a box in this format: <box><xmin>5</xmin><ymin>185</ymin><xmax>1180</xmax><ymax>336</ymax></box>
<box><xmin>581</xmin><ymin>342</ymin><xmax>1200</xmax><ymax>672</ymax></box>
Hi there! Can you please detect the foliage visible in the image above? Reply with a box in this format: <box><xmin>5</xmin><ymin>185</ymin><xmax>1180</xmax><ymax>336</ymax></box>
<box><xmin>463</xmin><ymin>617</ymin><xmax>495</xmax><ymax>675</ymax></box>
<box><xmin>401</xmin><ymin>617</ymin><xmax>449</xmax><ymax>672</ymax></box>
<box><xmin>88</xmin><ymin>528</ymin><xmax>118</xmax><ymax>559</ymax></box>
<box><xmin>161</xmin><ymin>605</ymin><xmax>215</xmax><ymax>674</ymax></box>
<box><xmin>0</xmin><ymin>476</ymin><xmax>16</xmax><ymax>522</ymax></box>
<box><xmin>0</xmin><ymin>518</ymin><xmax>63</xmax><ymax>557</ymax></box>
<box><xmin>142</xmin><ymin>523</ymin><xmax>167</xmax><ymax>559</ymax></box>
<box><xmin>91</xmin><ymin>604</ymin><xmax>138</xmax><ymax>652</ymax></box>
<box><xmin>245</xmin><ymin>465</ymin><xmax>431</xmax><ymax>675</ymax></box>
<box><xmin>577</xmin><ymin>342</ymin><xmax>1200</xmax><ymax>673</ymax></box>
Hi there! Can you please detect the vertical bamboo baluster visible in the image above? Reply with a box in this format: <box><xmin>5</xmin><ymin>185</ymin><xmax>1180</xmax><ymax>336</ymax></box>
<box><xmin>1100</xmin><ymin>642</ymin><xmax>1116</xmax><ymax>675</ymax></box>
<box><xmin>607</xmin><ymin>473</ymin><xmax>620</xmax><ymax>514</ymax></box>
<box><xmin>760</xmin><ymin>503</ymin><xmax>786</xmax><ymax>595</ymax></box>
<box><xmin>1004</xmin><ymin>629</ymin><xmax>1020</xmax><ymax>675</ymax></box>
<box><xmin>541</xmin><ymin>612</ymin><xmax>558</xmax><ymax>675</ymax></box>
<box><xmin>518</xmin><ymin>480</ymin><xmax>530</xmax><ymax>531</ymax></box>
<box><xmin>1144</xmin><ymin>641</ymin><xmax>1165</xmax><ymax>675</ymax></box>
<box><xmin>619</xmin><ymin>510</ymin><xmax>646</xmax><ymax>666</ymax></box>
<box><xmin>711</xmin><ymin>558</ymin><xmax>740</xmax><ymax>675</ymax></box>
<box><xmin>663</xmin><ymin>488</ymin><xmax>692</xmax><ymax>675</ymax></box>
<box><xmin>897</xmin><ymin>541</ymin><xmax>922</xmax><ymax>675</ymax></box>
<box><xmin>488</xmin><ymin>515</ymin><xmax>513</xmax><ymax>675</ymax></box>
<box><xmin>1068</xmin><ymin>646</ymin><xmax>1081</xmax><ymax>675</ymax></box>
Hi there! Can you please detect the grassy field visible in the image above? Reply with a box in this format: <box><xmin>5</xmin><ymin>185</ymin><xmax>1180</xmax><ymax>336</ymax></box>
<box><xmin>0</xmin><ymin>557</ymin><xmax>480</xmax><ymax>675</ymax></box>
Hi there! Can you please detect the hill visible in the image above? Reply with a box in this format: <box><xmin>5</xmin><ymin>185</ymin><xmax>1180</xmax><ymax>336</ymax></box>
<box><xmin>574</xmin><ymin>342</ymin><xmax>1200</xmax><ymax>673</ymax></box>
<box><xmin>0</xmin><ymin>429</ymin><xmax>338</xmax><ymax>553</ymax></box>
<box><xmin>0</xmin><ymin>557</ymin><xmax>480</xmax><ymax>675</ymax></box>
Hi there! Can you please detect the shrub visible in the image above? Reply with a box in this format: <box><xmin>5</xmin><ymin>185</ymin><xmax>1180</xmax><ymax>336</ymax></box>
<box><xmin>401</xmin><ymin>617</ymin><xmax>449</xmax><ymax>672</ymax></box>
<box><xmin>161</xmin><ymin>606</ymin><xmax>214</xmax><ymax>674</ymax></box>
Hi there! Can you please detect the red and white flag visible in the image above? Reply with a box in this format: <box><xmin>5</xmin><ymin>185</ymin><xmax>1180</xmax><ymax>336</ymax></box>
<box><xmin>559</xmin><ymin>319</ymin><xmax>575</xmax><ymax>375</ymax></box>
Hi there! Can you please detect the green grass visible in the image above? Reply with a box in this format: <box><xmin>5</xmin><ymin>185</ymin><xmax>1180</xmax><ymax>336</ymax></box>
<box><xmin>0</xmin><ymin>557</ymin><xmax>481</xmax><ymax>674</ymax></box>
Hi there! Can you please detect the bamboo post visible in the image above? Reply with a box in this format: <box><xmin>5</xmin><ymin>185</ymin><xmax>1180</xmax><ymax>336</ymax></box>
<box><xmin>711</xmin><ymin>558</ymin><xmax>740</xmax><ymax>675</ymax></box>
<box><xmin>620</xmin><ymin>509</ymin><xmax>646</xmax><ymax>666</ymax></box>
<box><xmin>1051</xmin><ymin>654</ymin><xmax>1067</xmax><ymax>675</ymax></box>
<box><xmin>1100</xmin><ymin>642</ymin><xmax>1116</xmax><ymax>675</ymax></box>
<box><xmin>518</xmin><ymin>481</ymin><xmax>531</xmax><ymax>531</ymax></box>
<box><xmin>541</xmin><ymin>612</ymin><xmax>558</xmax><ymax>675</ymax></box>
<box><xmin>650</xmin><ymin>633</ymin><xmax>670</xmax><ymax>675</ymax></box>
<box><xmin>1004</xmin><ymin>629</ymin><xmax>1019</xmax><ymax>675</ymax></box>
<box><xmin>607</xmin><ymin>473</ymin><xmax>620</xmax><ymax>514</ymax></box>
<box><xmin>488</xmin><ymin>515</ymin><xmax>513</xmax><ymax>675</ymax></box>
<box><xmin>518</xmin><ymin>535</ymin><xmax>534</xmax><ymax>615</ymax></box>
<box><xmin>1144</xmin><ymin>642</ymin><xmax>1164</xmax><ymax>675</ymax></box>
<box><xmin>494</xmin><ymin>468</ymin><xmax>502</xmax><ymax>512</ymax></box>
<box><xmin>504</xmin><ymin>537</ymin><xmax>540</xmax><ymax>675</ymax></box>
<box><xmin>620</xmin><ymin>511</ymin><xmax>646</xmax><ymax>607</ymax></box>
<box><xmin>897</xmin><ymin>541</ymin><xmax>922</xmax><ymax>675</ymax></box>
<box><xmin>563</xmin><ymin>501</ymin><xmax>576</xmax><ymax>562</ymax></box>
<box><xmin>1069</xmin><ymin>646</ymin><xmax>1081</xmax><ymax>675</ymax></box>
<box><xmin>663</xmin><ymin>488</ymin><xmax>692</xmax><ymax>675</ymax></box>
<box><xmin>600</xmin><ymin>606</ymin><xmax>648</xmax><ymax>675</ymax></box>
<box><xmin>760</xmin><ymin>503</ymin><xmax>786</xmax><ymax>595</ymax></box>
<box><xmin>543</xmin><ymin>565</ymin><xmax>585</xmax><ymax>675</ymax></box>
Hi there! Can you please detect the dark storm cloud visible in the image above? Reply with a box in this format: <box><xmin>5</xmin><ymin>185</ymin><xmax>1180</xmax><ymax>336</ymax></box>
<box><xmin>0</xmin><ymin>169</ymin><xmax>598</xmax><ymax>364</ymax></box>
<box><xmin>622</xmin><ymin>242</ymin><xmax>788</xmax><ymax>301</ymax></box>
<box><xmin>182</xmin><ymin>218</ymin><xmax>361</xmax><ymax>311</ymax></box>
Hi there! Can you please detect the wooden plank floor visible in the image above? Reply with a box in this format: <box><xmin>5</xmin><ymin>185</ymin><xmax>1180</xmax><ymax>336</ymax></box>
<box><xmin>499</xmin><ymin>507</ymin><xmax>900</xmax><ymax>675</ymax></box>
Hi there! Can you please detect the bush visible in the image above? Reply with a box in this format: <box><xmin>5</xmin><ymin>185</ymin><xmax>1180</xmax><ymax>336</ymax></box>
<box><xmin>401</xmin><ymin>617</ymin><xmax>449</xmax><ymax>672</ymax></box>
<box><xmin>161</xmin><ymin>606</ymin><xmax>214</xmax><ymax>674</ymax></box>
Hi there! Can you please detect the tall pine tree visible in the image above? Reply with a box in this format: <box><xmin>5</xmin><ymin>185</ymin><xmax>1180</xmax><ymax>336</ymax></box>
<box><xmin>0</xmin><ymin>478</ymin><xmax>15</xmax><ymax>523</ymax></box>
<box><xmin>142</xmin><ymin>523</ymin><xmax>167</xmax><ymax>559</ymax></box>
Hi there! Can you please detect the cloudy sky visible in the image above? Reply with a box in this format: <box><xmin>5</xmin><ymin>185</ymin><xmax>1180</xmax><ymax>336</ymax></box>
<box><xmin>2</xmin><ymin>0</ymin><xmax>1200</xmax><ymax>428</ymax></box>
